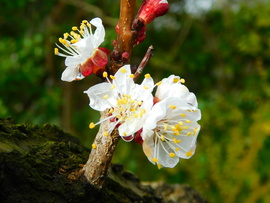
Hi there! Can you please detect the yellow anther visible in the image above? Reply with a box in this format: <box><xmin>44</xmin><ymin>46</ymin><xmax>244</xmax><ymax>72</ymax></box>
<box><xmin>155</xmin><ymin>81</ymin><xmax>162</xmax><ymax>86</ymax></box>
<box><xmin>173</xmin><ymin>78</ymin><xmax>179</xmax><ymax>83</ymax></box>
<box><xmin>173</xmin><ymin>131</ymin><xmax>180</xmax><ymax>136</ymax></box>
<box><xmin>180</xmin><ymin>78</ymin><xmax>185</xmax><ymax>83</ymax></box>
<box><xmin>157</xmin><ymin>163</ymin><xmax>162</xmax><ymax>169</ymax></box>
<box><xmin>63</xmin><ymin>33</ymin><xmax>69</xmax><ymax>39</ymax></box>
<box><xmin>92</xmin><ymin>144</ymin><xmax>97</xmax><ymax>149</ymax></box>
<box><xmin>59</xmin><ymin>37</ymin><xmax>63</xmax><ymax>43</ymax></box>
<box><xmin>164</xmin><ymin>124</ymin><xmax>168</xmax><ymax>131</ymax></box>
<box><xmin>143</xmin><ymin>85</ymin><xmax>149</xmax><ymax>89</ymax></box>
<box><xmin>120</xmin><ymin>68</ymin><xmax>126</xmax><ymax>73</ymax></box>
<box><xmin>144</xmin><ymin>73</ymin><xmax>151</xmax><ymax>78</ymax></box>
<box><xmin>82</xmin><ymin>20</ymin><xmax>88</xmax><ymax>24</ymax></box>
<box><xmin>134</xmin><ymin>113</ymin><xmax>138</xmax><ymax>118</ymax></box>
<box><xmin>109</xmin><ymin>108</ymin><xmax>114</xmax><ymax>113</ymax></box>
<box><xmin>186</xmin><ymin>151</ymin><xmax>193</xmax><ymax>157</ymax></box>
<box><xmin>110</xmin><ymin>85</ymin><xmax>116</xmax><ymax>89</ymax></box>
<box><xmin>152</xmin><ymin>158</ymin><xmax>158</xmax><ymax>163</ymax></box>
<box><xmin>103</xmin><ymin>94</ymin><xmax>109</xmax><ymax>99</ymax></box>
<box><xmin>103</xmin><ymin>71</ymin><xmax>108</xmax><ymax>78</ymax></box>
<box><xmin>89</xmin><ymin>122</ymin><xmax>96</xmax><ymax>129</ymax></box>
<box><xmin>129</xmin><ymin>74</ymin><xmax>134</xmax><ymax>78</ymax></box>
<box><xmin>169</xmin><ymin>153</ymin><xmax>176</xmax><ymax>158</ymax></box>
<box><xmin>180</xmin><ymin>113</ymin><xmax>186</xmax><ymax>117</ymax></box>
<box><xmin>175</xmin><ymin>147</ymin><xmax>179</xmax><ymax>151</ymax></box>
<box><xmin>70</xmin><ymin>39</ymin><xmax>78</xmax><ymax>44</ymax></box>
<box><xmin>160</xmin><ymin>135</ymin><xmax>165</xmax><ymax>141</ymax></box>
<box><xmin>123</xmin><ymin>132</ymin><xmax>127</xmax><ymax>136</ymax></box>
<box><xmin>178</xmin><ymin>121</ymin><xmax>184</xmax><ymax>125</ymax></box>
<box><xmin>183</xmin><ymin>126</ymin><xmax>189</xmax><ymax>129</ymax></box>
<box><xmin>186</xmin><ymin>119</ymin><xmax>191</xmax><ymax>123</ymax></box>
<box><xmin>169</xmin><ymin>105</ymin><xmax>176</xmax><ymax>109</ymax></box>
<box><xmin>72</xmin><ymin>26</ymin><xmax>78</xmax><ymax>30</ymax></box>
<box><xmin>110</xmin><ymin>75</ymin><xmax>116</xmax><ymax>80</ymax></box>
<box><xmin>187</xmin><ymin>132</ymin><xmax>192</xmax><ymax>136</ymax></box>
<box><xmin>103</xmin><ymin>131</ymin><xmax>109</xmax><ymax>136</ymax></box>
<box><xmin>54</xmin><ymin>48</ymin><xmax>59</xmax><ymax>55</ymax></box>
<box><xmin>137</xmin><ymin>101</ymin><xmax>143</xmax><ymax>105</ymax></box>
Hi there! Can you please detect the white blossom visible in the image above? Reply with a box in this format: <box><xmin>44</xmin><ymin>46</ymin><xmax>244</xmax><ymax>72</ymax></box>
<box><xmin>55</xmin><ymin>17</ymin><xmax>107</xmax><ymax>82</ymax></box>
<box><xmin>141</xmin><ymin>75</ymin><xmax>201</xmax><ymax>168</ymax></box>
<box><xmin>84</xmin><ymin>65</ymin><xmax>155</xmax><ymax>141</ymax></box>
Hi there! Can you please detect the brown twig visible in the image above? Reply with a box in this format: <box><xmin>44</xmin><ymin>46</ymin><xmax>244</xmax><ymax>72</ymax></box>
<box><xmin>134</xmin><ymin>45</ymin><xmax>154</xmax><ymax>81</ymax></box>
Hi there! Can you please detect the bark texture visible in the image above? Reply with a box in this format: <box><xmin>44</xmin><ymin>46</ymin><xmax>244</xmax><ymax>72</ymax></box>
<box><xmin>0</xmin><ymin>118</ymin><xmax>207</xmax><ymax>203</ymax></box>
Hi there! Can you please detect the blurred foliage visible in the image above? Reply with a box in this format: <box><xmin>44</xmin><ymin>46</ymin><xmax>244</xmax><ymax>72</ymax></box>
<box><xmin>1</xmin><ymin>0</ymin><xmax>270</xmax><ymax>202</ymax></box>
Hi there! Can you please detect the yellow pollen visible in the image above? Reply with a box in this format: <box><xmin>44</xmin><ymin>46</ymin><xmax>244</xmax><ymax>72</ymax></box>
<box><xmin>129</xmin><ymin>74</ymin><xmax>134</xmax><ymax>78</ymax></box>
<box><xmin>103</xmin><ymin>94</ymin><xmax>109</xmax><ymax>99</ymax></box>
<box><xmin>180</xmin><ymin>113</ymin><xmax>186</xmax><ymax>117</ymax></box>
<box><xmin>82</xmin><ymin>20</ymin><xmax>88</xmax><ymax>24</ymax></box>
<box><xmin>70</xmin><ymin>39</ymin><xmax>78</xmax><ymax>43</ymax></box>
<box><xmin>187</xmin><ymin>132</ymin><xmax>192</xmax><ymax>136</ymax></box>
<box><xmin>92</xmin><ymin>144</ymin><xmax>97</xmax><ymax>149</ymax></box>
<box><xmin>169</xmin><ymin>153</ymin><xmax>176</xmax><ymax>158</ymax></box>
<box><xmin>72</xmin><ymin>26</ymin><xmax>78</xmax><ymax>30</ymax></box>
<box><xmin>155</xmin><ymin>81</ymin><xmax>162</xmax><ymax>86</ymax></box>
<box><xmin>186</xmin><ymin>151</ymin><xmax>193</xmax><ymax>157</ymax></box>
<box><xmin>157</xmin><ymin>163</ymin><xmax>162</xmax><ymax>169</ymax></box>
<box><xmin>120</xmin><ymin>68</ymin><xmax>126</xmax><ymax>73</ymax></box>
<box><xmin>183</xmin><ymin>126</ymin><xmax>189</xmax><ymax>129</ymax></box>
<box><xmin>123</xmin><ymin>132</ymin><xmax>127</xmax><ymax>136</ymax></box>
<box><xmin>164</xmin><ymin>124</ymin><xmax>168</xmax><ymax>131</ymax></box>
<box><xmin>109</xmin><ymin>108</ymin><xmax>114</xmax><ymax>113</ymax></box>
<box><xmin>175</xmin><ymin>147</ymin><xmax>179</xmax><ymax>151</ymax></box>
<box><xmin>110</xmin><ymin>85</ymin><xmax>116</xmax><ymax>89</ymax></box>
<box><xmin>178</xmin><ymin>121</ymin><xmax>184</xmax><ymax>125</ymax></box>
<box><xmin>89</xmin><ymin>122</ymin><xmax>96</xmax><ymax>129</ymax></box>
<box><xmin>152</xmin><ymin>158</ymin><xmax>158</xmax><ymax>163</ymax></box>
<box><xmin>186</xmin><ymin>119</ymin><xmax>191</xmax><ymax>123</ymax></box>
<box><xmin>103</xmin><ymin>71</ymin><xmax>108</xmax><ymax>78</ymax></box>
<box><xmin>180</xmin><ymin>78</ymin><xmax>185</xmax><ymax>83</ymax></box>
<box><xmin>137</xmin><ymin>101</ymin><xmax>143</xmax><ymax>105</ymax></box>
<box><xmin>173</xmin><ymin>131</ymin><xmax>180</xmax><ymax>136</ymax></box>
<box><xmin>110</xmin><ymin>75</ymin><xmax>116</xmax><ymax>80</ymax></box>
<box><xmin>143</xmin><ymin>85</ymin><xmax>149</xmax><ymax>89</ymax></box>
<box><xmin>134</xmin><ymin>113</ymin><xmax>138</xmax><ymax>118</ymax></box>
<box><xmin>144</xmin><ymin>73</ymin><xmax>151</xmax><ymax>78</ymax></box>
<box><xmin>103</xmin><ymin>131</ymin><xmax>109</xmax><ymax>136</ymax></box>
<box><xmin>54</xmin><ymin>48</ymin><xmax>59</xmax><ymax>55</ymax></box>
<box><xmin>173</xmin><ymin>78</ymin><xmax>179</xmax><ymax>83</ymax></box>
<box><xmin>169</xmin><ymin>105</ymin><xmax>176</xmax><ymax>109</ymax></box>
<box><xmin>63</xmin><ymin>33</ymin><xmax>69</xmax><ymax>39</ymax></box>
<box><xmin>160</xmin><ymin>135</ymin><xmax>165</xmax><ymax>141</ymax></box>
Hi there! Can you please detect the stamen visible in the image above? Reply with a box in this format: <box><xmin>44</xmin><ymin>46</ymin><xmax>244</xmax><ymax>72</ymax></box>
<box><xmin>180</xmin><ymin>113</ymin><xmax>186</xmax><ymax>117</ymax></box>
<box><xmin>120</xmin><ymin>68</ymin><xmax>126</xmax><ymax>73</ymax></box>
<box><xmin>180</xmin><ymin>78</ymin><xmax>185</xmax><ymax>83</ymax></box>
<box><xmin>152</xmin><ymin>158</ymin><xmax>158</xmax><ymax>163</ymax></box>
<box><xmin>169</xmin><ymin>105</ymin><xmax>176</xmax><ymax>109</ymax></box>
<box><xmin>157</xmin><ymin>163</ymin><xmax>162</xmax><ymax>169</ymax></box>
<box><xmin>103</xmin><ymin>94</ymin><xmax>109</xmax><ymax>99</ymax></box>
<box><xmin>186</xmin><ymin>119</ymin><xmax>191</xmax><ymax>123</ymax></box>
<box><xmin>103</xmin><ymin>71</ymin><xmax>108</xmax><ymax>78</ymax></box>
<box><xmin>92</xmin><ymin>143</ymin><xmax>97</xmax><ymax>149</ymax></box>
<box><xmin>72</xmin><ymin>26</ymin><xmax>78</xmax><ymax>30</ymax></box>
<box><xmin>186</xmin><ymin>151</ymin><xmax>193</xmax><ymax>157</ymax></box>
<box><xmin>54</xmin><ymin>48</ymin><xmax>59</xmax><ymax>55</ymax></box>
<box><xmin>169</xmin><ymin>153</ymin><xmax>176</xmax><ymax>158</ymax></box>
<box><xmin>110</xmin><ymin>75</ymin><xmax>116</xmax><ymax>80</ymax></box>
<box><xmin>103</xmin><ymin>131</ymin><xmax>109</xmax><ymax>136</ymax></box>
<box><xmin>173</xmin><ymin>78</ymin><xmax>179</xmax><ymax>83</ymax></box>
<box><xmin>144</xmin><ymin>73</ymin><xmax>151</xmax><ymax>78</ymax></box>
<box><xmin>155</xmin><ymin>81</ymin><xmax>162</xmax><ymax>86</ymax></box>
<box><xmin>129</xmin><ymin>74</ymin><xmax>134</xmax><ymax>78</ymax></box>
<box><xmin>89</xmin><ymin>122</ymin><xmax>96</xmax><ymax>129</ymax></box>
<box><xmin>110</xmin><ymin>84</ymin><xmax>116</xmax><ymax>89</ymax></box>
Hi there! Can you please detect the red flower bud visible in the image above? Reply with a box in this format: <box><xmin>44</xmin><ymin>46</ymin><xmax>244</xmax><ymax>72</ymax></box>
<box><xmin>137</xmin><ymin>0</ymin><xmax>169</xmax><ymax>25</ymax></box>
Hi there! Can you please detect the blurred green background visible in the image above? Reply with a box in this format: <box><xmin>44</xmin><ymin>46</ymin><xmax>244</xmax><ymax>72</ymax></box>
<box><xmin>1</xmin><ymin>0</ymin><xmax>270</xmax><ymax>202</ymax></box>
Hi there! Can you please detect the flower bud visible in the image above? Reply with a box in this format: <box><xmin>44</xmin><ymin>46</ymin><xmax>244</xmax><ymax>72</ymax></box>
<box><xmin>137</xmin><ymin>0</ymin><xmax>169</xmax><ymax>25</ymax></box>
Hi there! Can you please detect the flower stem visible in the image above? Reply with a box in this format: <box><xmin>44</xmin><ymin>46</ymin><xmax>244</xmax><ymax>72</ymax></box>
<box><xmin>110</xmin><ymin>0</ymin><xmax>137</xmax><ymax>74</ymax></box>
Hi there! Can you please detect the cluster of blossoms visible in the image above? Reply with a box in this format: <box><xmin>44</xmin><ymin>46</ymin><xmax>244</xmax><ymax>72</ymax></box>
<box><xmin>55</xmin><ymin>0</ymin><xmax>201</xmax><ymax>169</ymax></box>
<box><xmin>84</xmin><ymin>65</ymin><xmax>201</xmax><ymax>168</ymax></box>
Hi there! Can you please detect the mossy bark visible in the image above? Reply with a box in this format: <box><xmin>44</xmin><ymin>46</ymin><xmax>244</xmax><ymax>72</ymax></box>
<box><xmin>0</xmin><ymin>118</ymin><xmax>207</xmax><ymax>203</ymax></box>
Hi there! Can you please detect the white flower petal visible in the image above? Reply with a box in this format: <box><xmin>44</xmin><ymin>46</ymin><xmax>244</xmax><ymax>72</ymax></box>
<box><xmin>90</xmin><ymin>17</ymin><xmax>105</xmax><ymax>47</ymax></box>
<box><xmin>61</xmin><ymin>65</ymin><xmax>79</xmax><ymax>82</ymax></box>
